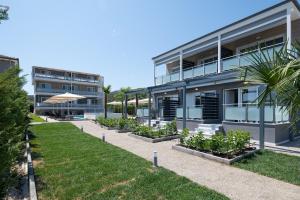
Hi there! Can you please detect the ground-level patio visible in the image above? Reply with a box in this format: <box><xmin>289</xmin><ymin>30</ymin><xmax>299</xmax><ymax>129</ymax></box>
<box><xmin>71</xmin><ymin>120</ymin><xmax>300</xmax><ymax>200</ymax></box>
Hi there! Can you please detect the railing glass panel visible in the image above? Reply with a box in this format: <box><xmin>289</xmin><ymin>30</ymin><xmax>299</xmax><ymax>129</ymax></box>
<box><xmin>222</xmin><ymin>56</ymin><xmax>239</xmax><ymax>71</ymax></box>
<box><xmin>193</xmin><ymin>66</ymin><xmax>204</xmax><ymax>77</ymax></box>
<box><xmin>224</xmin><ymin>103</ymin><xmax>289</xmax><ymax>123</ymax></box>
<box><xmin>204</xmin><ymin>61</ymin><xmax>218</xmax><ymax>74</ymax></box>
<box><xmin>137</xmin><ymin>108</ymin><xmax>149</xmax><ymax>117</ymax></box>
<box><xmin>183</xmin><ymin>68</ymin><xmax>193</xmax><ymax>79</ymax></box>
<box><xmin>176</xmin><ymin>106</ymin><xmax>203</xmax><ymax>119</ymax></box>
<box><xmin>224</xmin><ymin>106</ymin><xmax>246</xmax><ymax>121</ymax></box>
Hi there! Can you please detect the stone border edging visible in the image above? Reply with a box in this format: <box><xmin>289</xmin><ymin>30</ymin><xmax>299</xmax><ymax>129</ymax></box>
<box><xmin>172</xmin><ymin>144</ymin><xmax>259</xmax><ymax>165</ymax></box>
<box><xmin>128</xmin><ymin>133</ymin><xmax>180</xmax><ymax>143</ymax></box>
<box><xmin>26</xmin><ymin>134</ymin><xmax>38</xmax><ymax>200</ymax></box>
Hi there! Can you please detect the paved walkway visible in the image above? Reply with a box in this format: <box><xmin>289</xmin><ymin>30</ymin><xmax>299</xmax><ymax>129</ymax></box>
<box><xmin>71</xmin><ymin>121</ymin><xmax>300</xmax><ymax>200</ymax></box>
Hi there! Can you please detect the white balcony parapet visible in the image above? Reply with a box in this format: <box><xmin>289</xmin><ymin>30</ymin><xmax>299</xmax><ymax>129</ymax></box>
<box><xmin>36</xmin><ymin>88</ymin><xmax>101</xmax><ymax>96</ymax></box>
<box><xmin>154</xmin><ymin>43</ymin><xmax>284</xmax><ymax>86</ymax></box>
<box><xmin>224</xmin><ymin>103</ymin><xmax>289</xmax><ymax>123</ymax></box>
<box><xmin>221</xmin><ymin>42</ymin><xmax>283</xmax><ymax>71</ymax></box>
<box><xmin>176</xmin><ymin>106</ymin><xmax>203</xmax><ymax>119</ymax></box>
<box><xmin>33</xmin><ymin>73</ymin><xmax>101</xmax><ymax>84</ymax></box>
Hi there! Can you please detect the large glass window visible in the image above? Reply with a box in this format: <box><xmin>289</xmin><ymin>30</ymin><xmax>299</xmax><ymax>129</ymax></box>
<box><xmin>241</xmin><ymin>87</ymin><xmax>258</xmax><ymax>104</ymax></box>
<box><xmin>224</xmin><ymin>89</ymin><xmax>238</xmax><ymax>105</ymax></box>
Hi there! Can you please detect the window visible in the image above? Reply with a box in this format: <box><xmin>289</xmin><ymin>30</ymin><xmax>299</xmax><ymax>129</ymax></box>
<box><xmin>39</xmin><ymin>83</ymin><xmax>51</xmax><ymax>89</ymax></box>
<box><xmin>239</xmin><ymin>36</ymin><xmax>284</xmax><ymax>54</ymax></box>
<box><xmin>224</xmin><ymin>89</ymin><xmax>239</xmax><ymax>105</ymax></box>
<box><xmin>241</xmin><ymin>87</ymin><xmax>258</xmax><ymax>104</ymax></box>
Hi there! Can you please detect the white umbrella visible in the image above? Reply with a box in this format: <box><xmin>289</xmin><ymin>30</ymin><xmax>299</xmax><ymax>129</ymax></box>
<box><xmin>138</xmin><ymin>98</ymin><xmax>152</xmax><ymax>105</ymax></box>
<box><xmin>107</xmin><ymin>101</ymin><xmax>122</xmax><ymax>105</ymax></box>
<box><xmin>44</xmin><ymin>92</ymin><xmax>86</xmax><ymax>116</ymax></box>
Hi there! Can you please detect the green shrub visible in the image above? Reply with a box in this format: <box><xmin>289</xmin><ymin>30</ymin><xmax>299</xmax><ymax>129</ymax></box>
<box><xmin>164</xmin><ymin>119</ymin><xmax>177</xmax><ymax>135</ymax></box>
<box><xmin>180</xmin><ymin>128</ymin><xmax>189</xmax><ymax>144</ymax></box>
<box><xmin>211</xmin><ymin>134</ymin><xmax>229</xmax><ymax>155</ymax></box>
<box><xmin>0</xmin><ymin>67</ymin><xmax>30</xmax><ymax>198</ymax></box>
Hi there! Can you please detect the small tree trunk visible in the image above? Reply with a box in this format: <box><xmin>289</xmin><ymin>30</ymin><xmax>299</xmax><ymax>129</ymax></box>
<box><xmin>104</xmin><ymin>94</ymin><xmax>107</xmax><ymax>118</ymax></box>
<box><xmin>121</xmin><ymin>101</ymin><xmax>124</xmax><ymax>117</ymax></box>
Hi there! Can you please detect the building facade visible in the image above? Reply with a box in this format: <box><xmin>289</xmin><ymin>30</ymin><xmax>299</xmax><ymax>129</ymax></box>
<box><xmin>146</xmin><ymin>0</ymin><xmax>300</xmax><ymax>144</ymax></box>
<box><xmin>32</xmin><ymin>66</ymin><xmax>104</xmax><ymax>117</ymax></box>
<box><xmin>0</xmin><ymin>55</ymin><xmax>19</xmax><ymax>73</ymax></box>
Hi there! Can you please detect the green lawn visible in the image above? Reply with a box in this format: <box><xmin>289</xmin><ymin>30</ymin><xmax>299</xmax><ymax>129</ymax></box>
<box><xmin>29</xmin><ymin>123</ymin><xmax>228</xmax><ymax>200</ymax></box>
<box><xmin>234</xmin><ymin>150</ymin><xmax>300</xmax><ymax>186</ymax></box>
<box><xmin>29</xmin><ymin>113</ymin><xmax>45</xmax><ymax>122</ymax></box>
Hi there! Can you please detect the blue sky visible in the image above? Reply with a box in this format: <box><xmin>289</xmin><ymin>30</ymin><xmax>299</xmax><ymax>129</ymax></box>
<box><xmin>0</xmin><ymin>0</ymin><xmax>282</xmax><ymax>94</ymax></box>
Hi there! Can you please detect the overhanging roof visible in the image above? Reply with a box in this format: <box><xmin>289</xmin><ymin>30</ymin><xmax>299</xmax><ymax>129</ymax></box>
<box><xmin>152</xmin><ymin>0</ymin><xmax>300</xmax><ymax>63</ymax></box>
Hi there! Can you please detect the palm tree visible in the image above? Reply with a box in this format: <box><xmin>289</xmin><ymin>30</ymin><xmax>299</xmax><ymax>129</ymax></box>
<box><xmin>241</xmin><ymin>41</ymin><xmax>300</xmax><ymax>132</ymax></box>
<box><xmin>102</xmin><ymin>85</ymin><xmax>111</xmax><ymax>118</ymax></box>
<box><xmin>114</xmin><ymin>87</ymin><xmax>131</xmax><ymax>117</ymax></box>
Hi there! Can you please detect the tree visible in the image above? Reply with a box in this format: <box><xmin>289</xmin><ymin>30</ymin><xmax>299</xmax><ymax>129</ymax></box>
<box><xmin>241</xmin><ymin>41</ymin><xmax>300</xmax><ymax>132</ymax></box>
<box><xmin>114</xmin><ymin>87</ymin><xmax>131</xmax><ymax>117</ymax></box>
<box><xmin>0</xmin><ymin>5</ymin><xmax>9</xmax><ymax>23</ymax></box>
<box><xmin>102</xmin><ymin>85</ymin><xmax>111</xmax><ymax>119</ymax></box>
<box><xmin>0</xmin><ymin>66</ymin><xmax>29</xmax><ymax>198</ymax></box>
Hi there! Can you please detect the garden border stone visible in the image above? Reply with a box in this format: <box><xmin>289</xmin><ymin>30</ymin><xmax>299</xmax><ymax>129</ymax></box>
<box><xmin>172</xmin><ymin>144</ymin><xmax>259</xmax><ymax>165</ymax></box>
<box><xmin>101</xmin><ymin>125</ymin><xmax>116</xmax><ymax>130</ymax></box>
<box><xmin>128</xmin><ymin>133</ymin><xmax>180</xmax><ymax>143</ymax></box>
<box><xmin>26</xmin><ymin>133</ymin><xmax>37</xmax><ymax>200</ymax></box>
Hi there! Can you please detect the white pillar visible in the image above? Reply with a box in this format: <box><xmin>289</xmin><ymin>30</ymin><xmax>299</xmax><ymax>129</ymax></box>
<box><xmin>179</xmin><ymin>51</ymin><xmax>183</xmax><ymax>81</ymax></box>
<box><xmin>286</xmin><ymin>7</ymin><xmax>292</xmax><ymax>50</ymax></box>
<box><xmin>217</xmin><ymin>35</ymin><xmax>222</xmax><ymax>73</ymax></box>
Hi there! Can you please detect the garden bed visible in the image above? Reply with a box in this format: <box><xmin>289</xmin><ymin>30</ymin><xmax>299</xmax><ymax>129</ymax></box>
<box><xmin>128</xmin><ymin>133</ymin><xmax>180</xmax><ymax>143</ymax></box>
<box><xmin>100</xmin><ymin>125</ymin><xmax>116</xmax><ymax>130</ymax></box>
<box><xmin>173</xmin><ymin>144</ymin><xmax>258</xmax><ymax>165</ymax></box>
<box><xmin>117</xmin><ymin>129</ymin><xmax>130</xmax><ymax>133</ymax></box>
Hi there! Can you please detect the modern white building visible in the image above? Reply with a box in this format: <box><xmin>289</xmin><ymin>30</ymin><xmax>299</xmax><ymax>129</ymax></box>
<box><xmin>32</xmin><ymin>66</ymin><xmax>104</xmax><ymax>118</ymax></box>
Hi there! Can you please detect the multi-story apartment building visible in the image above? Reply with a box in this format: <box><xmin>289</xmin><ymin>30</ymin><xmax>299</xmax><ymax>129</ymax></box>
<box><xmin>32</xmin><ymin>66</ymin><xmax>104</xmax><ymax>117</ymax></box>
<box><xmin>134</xmin><ymin>0</ymin><xmax>300</xmax><ymax>144</ymax></box>
<box><xmin>0</xmin><ymin>55</ymin><xmax>19</xmax><ymax>73</ymax></box>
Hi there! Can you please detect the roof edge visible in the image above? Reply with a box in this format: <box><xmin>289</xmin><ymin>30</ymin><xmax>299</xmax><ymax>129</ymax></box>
<box><xmin>152</xmin><ymin>0</ymin><xmax>299</xmax><ymax>60</ymax></box>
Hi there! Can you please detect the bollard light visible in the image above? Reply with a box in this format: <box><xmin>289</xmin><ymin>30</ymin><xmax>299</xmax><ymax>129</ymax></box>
<box><xmin>153</xmin><ymin>151</ymin><xmax>158</xmax><ymax>167</ymax></box>
<box><xmin>46</xmin><ymin>117</ymin><xmax>48</xmax><ymax>122</ymax></box>
<box><xmin>81</xmin><ymin>126</ymin><xmax>83</xmax><ymax>132</ymax></box>
<box><xmin>102</xmin><ymin>133</ymin><xmax>106</xmax><ymax>142</ymax></box>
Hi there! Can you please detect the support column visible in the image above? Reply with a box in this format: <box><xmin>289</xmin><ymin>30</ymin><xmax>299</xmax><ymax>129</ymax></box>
<box><xmin>217</xmin><ymin>35</ymin><xmax>222</xmax><ymax>73</ymax></box>
<box><xmin>179</xmin><ymin>51</ymin><xmax>183</xmax><ymax>81</ymax></box>
<box><xmin>182</xmin><ymin>86</ymin><xmax>187</xmax><ymax>129</ymax></box>
<box><xmin>258</xmin><ymin>85</ymin><xmax>265</xmax><ymax>149</ymax></box>
<box><xmin>124</xmin><ymin>94</ymin><xmax>128</xmax><ymax>119</ymax></box>
<box><xmin>287</xmin><ymin>7</ymin><xmax>292</xmax><ymax>51</ymax></box>
<box><xmin>148</xmin><ymin>91</ymin><xmax>152</xmax><ymax>127</ymax></box>
<box><xmin>135</xmin><ymin>93</ymin><xmax>139</xmax><ymax>116</ymax></box>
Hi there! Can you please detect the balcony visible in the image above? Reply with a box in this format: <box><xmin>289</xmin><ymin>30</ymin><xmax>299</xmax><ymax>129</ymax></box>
<box><xmin>155</xmin><ymin>71</ymin><xmax>180</xmax><ymax>85</ymax></box>
<box><xmin>183</xmin><ymin>61</ymin><xmax>218</xmax><ymax>80</ymax></box>
<box><xmin>222</xmin><ymin>43</ymin><xmax>283</xmax><ymax>71</ymax></box>
<box><xmin>36</xmin><ymin>103</ymin><xmax>102</xmax><ymax>109</ymax></box>
<box><xmin>33</xmin><ymin>73</ymin><xmax>101</xmax><ymax>84</ymax></box>
<box><xmin>224</xmin><ymin>103</ymin><xmax>289</xmax><ymax>123</ymax></box>
<box><xmin>36</xmin><ymin>88</ymin><xmax>101</xmax><ymax>96</ymax></box>
<box><xmin>176</xmin><ymin>106</ymin><xmax>203</xmax><ymax>119</ymax></box>
<box><xmin>154</xmin><ymin>43</ymin><xmax>283</xmax><ymax>86</ymax></box>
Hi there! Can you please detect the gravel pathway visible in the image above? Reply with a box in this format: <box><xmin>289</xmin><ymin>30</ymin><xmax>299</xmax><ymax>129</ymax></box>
<box><xmin>71</xmin><ymin>120</ymin><xmax>300</xmax><ymax>200</ymax></box>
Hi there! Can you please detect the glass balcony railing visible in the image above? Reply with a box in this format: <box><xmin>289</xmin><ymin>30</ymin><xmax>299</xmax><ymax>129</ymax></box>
<box><xmin>155</xmin><ymin>71</ymin><xmax>180</xmax><ymax>85</ymax></box>
<box><xmin>224</xmin><ymin>103</ymin><xmax>289</xmax><ymax>123</ymax></box>
<box><xmin>183</xmin><ymin>61</ymin><xmax>217</xmax><ymax>80</ymax></box>
<box><xmin>36</xmin><ymin>103</ymin><xmax>102</xmax><ymax>108</ymax></box>
<box><xmin>222</xmin><ymin>43</ymin><xmax>283</xmax><ymax>71</ymax></box>
<box><xmin>36</xmin><ymin>88</ymin><xmax>101</xmax><ymax>96</ymax></box>
<box><xmin>33</xmin><ymin>73</ymin><xmax>101</xmax><ymax>84</ymax></box>
<box><xmin>154</xmin><ymin>43</ymin><xmax>284</xmax><ymax>86</ymax></box>
<box><xmin>137</xmin><ymin>108</ymin><xmax>149</xmax><ymax>117</ymax></box>
<box><xmin>176</xmin><ymin>106</ymin><xmax>203</xmax><ymax>119</ymax></box>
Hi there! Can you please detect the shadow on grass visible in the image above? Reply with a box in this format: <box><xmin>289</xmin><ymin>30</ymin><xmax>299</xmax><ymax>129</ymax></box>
<box><xmin>234</xmin><ymin>150</ymin><xmax>263</xmax><ymax>164</ymax></box>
